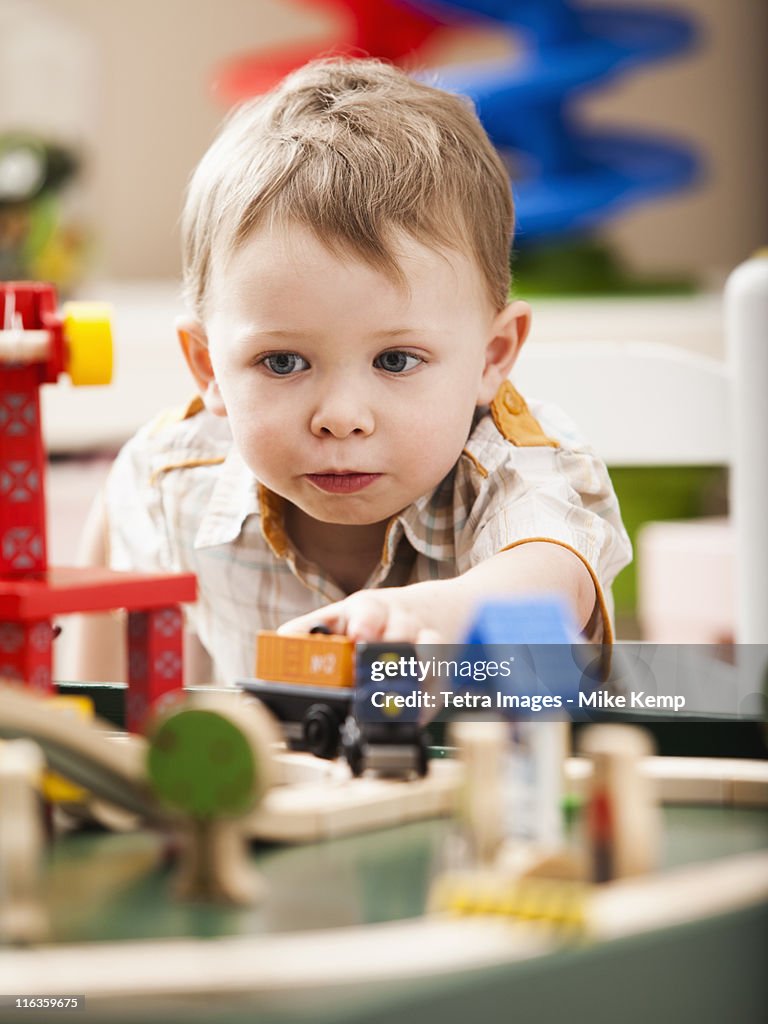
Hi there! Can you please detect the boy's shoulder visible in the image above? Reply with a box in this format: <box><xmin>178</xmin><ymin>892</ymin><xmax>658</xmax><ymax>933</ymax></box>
<box><xmin>136</xmin><ymin>394</ymin><xmax>229</xmax><ymax>449</ymax></box>
<box><xmin>145</xmin><ymin>394</ymin><xmax>207</xmax><ymax>437</ymax></box>
<box><xmin>112</xmin><ymin>395</ymin><xmax>233</xmax><ymax>492</ymax></box>
<box><xmin>462</xmin><ymin>382</ymin><xmax>589</xmax><ymax>477</ymax></box>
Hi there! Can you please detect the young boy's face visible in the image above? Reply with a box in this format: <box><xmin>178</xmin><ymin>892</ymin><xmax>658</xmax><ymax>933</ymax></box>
<box><xmin>180</xmin><ymin>222</ymin><xmax>528</xmax><ymax>530</ymax></box>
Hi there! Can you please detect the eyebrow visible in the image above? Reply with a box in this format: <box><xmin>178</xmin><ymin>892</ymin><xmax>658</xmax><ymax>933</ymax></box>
<box><xmin>238</xmin><ymin>329</ymin><xmax>310</xmax><ymax>341</ymax></box>
<box><xmin>239</xmin><ymin>327</ymin><xmax>437</xmax><ymax>343</ymax></box>
<box><xmin>372</xmin><ymin>328</ymin><xmax>435</xmax><ymax>339</ymax></box>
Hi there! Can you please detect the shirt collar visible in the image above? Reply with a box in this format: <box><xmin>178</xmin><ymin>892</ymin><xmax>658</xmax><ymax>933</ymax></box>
<box><xmin>193</xmin><ymin>453</ymin><xmax>460</xmax><ymax>582</ymax></box>
<box><xmin>383</xmin><ymin>470</ymin><xmax>459</xmax><ymax>568</ymax></box>
<box><xmin>191</xmin><ymin>416</ymin><xmax>494</xmax><ymax>567</ymax></box>
<box><xmin>191</xmin><ymin>456</ymin><xmax>338</xmax><ymax>601</ymax></box>
<box><xmin>193</xmin><ymin>448</ymin><xmax>260</xmax><ymax>549</ymax></box>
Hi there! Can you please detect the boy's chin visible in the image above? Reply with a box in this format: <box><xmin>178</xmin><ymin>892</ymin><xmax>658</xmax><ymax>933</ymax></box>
<box><xmin>289</xmin><ymin>498</ymin><xmax>399</xmax><ymax>530</ymax></box>
<box><xmin>307</xmin><ymin>506</ymin><xmax>395</xmax><ymax>528</ymax></box>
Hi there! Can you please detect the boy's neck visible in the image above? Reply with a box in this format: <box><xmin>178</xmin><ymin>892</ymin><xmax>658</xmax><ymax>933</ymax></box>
<box><xmin>284</xmin><ymin>504</ymin><xmax>389</xmax><ymax>595</ymax></box>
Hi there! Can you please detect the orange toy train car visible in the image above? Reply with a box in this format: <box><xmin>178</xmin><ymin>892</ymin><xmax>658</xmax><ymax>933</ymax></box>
<box><xmin>242</xmin><ymin>630</ymin><xmax>356</xmax><ymax>759</ymax></box>
<box><xmin>255</xmin><ymin>631</ymin><xmax>355</xmax><ymax>688</ymax></box>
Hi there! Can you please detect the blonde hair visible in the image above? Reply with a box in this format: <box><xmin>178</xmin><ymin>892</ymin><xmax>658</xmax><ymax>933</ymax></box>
<box><xmin>181</xmin><ymin>57</ymin><xmax>513</xmax><ymax>318</ymax></box>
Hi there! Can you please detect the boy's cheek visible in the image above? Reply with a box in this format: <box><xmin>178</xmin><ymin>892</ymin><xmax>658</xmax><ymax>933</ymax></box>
<box><xmin>235</xmin><ymin>422</ymin><xmax>294</xmax><ymax>470</ymax></box>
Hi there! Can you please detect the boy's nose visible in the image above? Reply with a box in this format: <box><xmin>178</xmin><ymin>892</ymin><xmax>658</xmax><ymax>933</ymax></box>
<box><xmin>309</xmin><ymin>390</ymin><xmax>374</xmax><ymax>439</ymax></box>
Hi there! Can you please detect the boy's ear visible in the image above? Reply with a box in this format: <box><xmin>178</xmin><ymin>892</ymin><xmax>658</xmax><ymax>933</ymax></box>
<box><xmin>176</xmin><ymin>317</ymin><xmax>227</xmax><ymax>417</ymax></box>
<box><xmin>476</xmin><ymin>300</ymin><xmax>532</xmax><ymax>405</ymax></box>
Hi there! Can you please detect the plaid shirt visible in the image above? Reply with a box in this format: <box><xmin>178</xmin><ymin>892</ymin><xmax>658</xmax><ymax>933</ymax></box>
<box><xmin>105</xmin><ymin>382</ymin><xmax>632</xmax><ymax>682</ymax></box>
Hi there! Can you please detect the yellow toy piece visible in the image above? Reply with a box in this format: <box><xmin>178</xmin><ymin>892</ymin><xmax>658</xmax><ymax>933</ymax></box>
<box><xmin>42</xmin><ymin>696</ymin><xmax>94</xmax><ymax>804</ymax></box>
<box><xmin>62</xmin><ymin>302</ymin><xmax>113</xmax><ymax>385</ymax></box>
<box><xmin>430</xmin><ymin>871</ymin><xmax>590</xmax><ymax>934</ymax></box>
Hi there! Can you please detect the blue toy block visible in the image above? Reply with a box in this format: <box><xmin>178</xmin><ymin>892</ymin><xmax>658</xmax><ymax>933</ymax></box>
<box><xmin>464</xmin><ymin>595</ymin><xmax>578</xmax><ymax>646</ymax></box>
<box><xmin>462</xmin><ymin>596</ymin><xmax>585</xmax><ymax>710</ymax></box>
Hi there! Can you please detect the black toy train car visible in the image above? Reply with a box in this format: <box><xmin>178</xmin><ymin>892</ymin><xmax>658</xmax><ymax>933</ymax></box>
<box><xmin>341</xmin><ymin>642</ymin><xmax>428</xmax><ymax>778</ymax></box>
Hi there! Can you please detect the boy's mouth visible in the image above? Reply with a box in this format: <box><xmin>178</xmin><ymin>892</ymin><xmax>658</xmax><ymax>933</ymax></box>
<box><xmin>305</xmin><ymin>472</ymin><xmax>382</xmax><ymax>494</ymax></box>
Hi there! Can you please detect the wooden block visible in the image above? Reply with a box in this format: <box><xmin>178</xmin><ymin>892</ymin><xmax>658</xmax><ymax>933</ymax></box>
<box><xmin>590</xmin><ymin>851</ymin><xmax>768</xmax><ymax>939</ymax></box>
<box><xmin>727</xmin><ymin>760</ymin><xmax>768</xmax><ymax>808</ymax></box>
<box><xmin>126</xmin><ymin>607</ymin><xmax>185</xmax><ymax>733</ymax></box>
<box><xmin>566</xmin><ymin>755</ymin><xmax>768</xmax><ymax>808</ymax></box>
<box><xmin>250</xmin><ymin>758</ymin><xmax>462</xmax><ymax>843</ymax></box>
<box><xmin>644</xmin><ymin>756</ymin><xmax>729</xmax><ymax>806</ymax></box>
<box><xmin>579</xmin><ymin>725</ymin><xmax>661</xmax><ymax>880</ymax></box>
<box><xmin>0</xmin><ymin>566</ymin><xmax>196</xmax><ymax>619</ymax></box>
<box><xmin>0</xmin><ymin>739</ymin><xmax>48</xmax><ymax>944</ymax></box>
<box><xmin>0</xmin><ymin>681</ymin><xmax>162</xmax><ymax>821</ymax></box>
<box><xmin>273</xmin><ymin>749</ymin><xmax>342</xmax><ymax>786</ymax></box>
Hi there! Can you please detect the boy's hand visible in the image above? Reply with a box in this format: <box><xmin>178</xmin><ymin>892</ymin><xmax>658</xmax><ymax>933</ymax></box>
<box><xmin>277</xmin><ymin>583</ymin><xmax>449</xmax><ymax>645</ymax></box>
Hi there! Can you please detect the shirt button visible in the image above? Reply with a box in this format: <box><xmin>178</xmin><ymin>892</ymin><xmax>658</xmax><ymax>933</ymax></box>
<box><xmin>503</xmin><ymin>388</ymin><xmax>524</xmax><ymax>415</ymax></box>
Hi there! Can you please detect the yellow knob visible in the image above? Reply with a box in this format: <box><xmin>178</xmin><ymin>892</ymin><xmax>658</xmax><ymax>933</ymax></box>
<box><xmin>62</xmin><ymin>301</ymin><xmax>113</xmax><ymax>385</ymax></box>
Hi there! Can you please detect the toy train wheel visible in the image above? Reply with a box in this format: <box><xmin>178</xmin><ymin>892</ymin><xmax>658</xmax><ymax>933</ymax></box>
<box><xmin>62</xmin><ymin>302</ymin><xmax>113</xmax><ymax>385</ymax></box>
<box><xmin>302</xmin><ymin>704</ymin><xmax>340</xmax><ymax>760</ymax></box>
<box><xmin>345</xmin><ymin>739</ymin><xmax>365</xmax><ymax>778</ymax></box>
<box><xmin>341</xmin><ymin>717</ymin><xmax>366</xmax><ymax>778</ymax></box>
<box><xmin>416</xmin><ymin>735</ymin><xmax>429</xmax><ymax>778</ymax></box>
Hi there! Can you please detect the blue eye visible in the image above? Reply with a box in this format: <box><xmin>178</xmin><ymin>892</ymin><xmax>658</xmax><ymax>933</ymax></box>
<box><xmin>374</xmin><ymin>350</ymin><xmax>422</xmax><ymax>374</ymax></box>
<box><xmin>261</xmin><ymin>352</ymin><xmax>308</xmax><ymax>376</ymax></box>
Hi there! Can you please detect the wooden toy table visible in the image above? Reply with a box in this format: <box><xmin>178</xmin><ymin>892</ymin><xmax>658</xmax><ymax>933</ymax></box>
<box><xmin>1</xmin><ymin>764</ymin><xmax>766</xmax><ymax>1024</ymax></box>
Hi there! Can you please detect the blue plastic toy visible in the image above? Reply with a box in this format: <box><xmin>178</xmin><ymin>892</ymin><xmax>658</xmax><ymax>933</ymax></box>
<box><xmin>408</xmin><ymin>0</ymin><xmax>700</xmax><ymax>241</ymax></box>
<box><xmin>462</xmin><ymin>595</ymin><xmax>585</xmax><ymax>710</ymax></box>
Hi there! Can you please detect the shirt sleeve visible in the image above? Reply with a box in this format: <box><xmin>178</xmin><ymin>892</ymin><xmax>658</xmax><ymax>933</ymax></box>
<box><xmin>103</xmin><ymin>420</ymin><xmax>174</xmax><ymax>574</ymax></box>
<box><xmin>103</xmin><ymin>400</ymin><xmax>231</xmax><ymax>576</ymax></box>
<box><xmin>464</xmin><ymin>402</ymin><xmax>633</xmax><ymax>642</ymax></box>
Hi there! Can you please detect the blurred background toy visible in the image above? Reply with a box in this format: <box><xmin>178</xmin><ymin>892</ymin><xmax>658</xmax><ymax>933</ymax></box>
<box><xmin>0</xmin><ymin>133</ymin><xmax>86</xmax><ymax>292</ymax></box>
<box><xmin>0</xmin><ymin>0</ymin><xmax>98</xmax><ymax>293</ymax></box>
<box><xmin>213</xmin><ymin>0</ymin><xmax>445</xmax><ymax>99</ymax></box>
<box><xmin>145</xmin><ymin>691</ymin><xmax>280</xmax><ymax>905</ymax></box>
<box><xmin>0</xmin><ymin>738</ymin><xmax>48</xmax><ymax>945</ymax></box>
<box><xmin>214</xmin><ymin>0</ymin><xmax>701</xmax><ymax>295</ymax></box>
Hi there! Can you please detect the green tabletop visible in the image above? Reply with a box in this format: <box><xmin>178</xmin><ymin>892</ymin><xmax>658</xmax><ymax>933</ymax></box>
<box><xmin>45</xmin><ymin>806</ymin><xmax>768</xmax><ymax>946</ymax></box>
<box><xmin>0</xmin><ymin>803</ymin><xmax>758</xmax><ymax>1024</ymax></box>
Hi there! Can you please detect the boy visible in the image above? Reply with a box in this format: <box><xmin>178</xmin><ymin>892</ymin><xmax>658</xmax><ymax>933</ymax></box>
<box><xmin>78</xmin><ymin>58</ymin><xmax>631</xmax><ymax>684</ymax></box>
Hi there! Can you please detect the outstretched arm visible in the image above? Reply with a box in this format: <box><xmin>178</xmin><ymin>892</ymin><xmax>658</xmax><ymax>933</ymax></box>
<box><xmin>279</xmin><ymin>541</ymin><xmax>596</xmax><ymax>643</ymax></box>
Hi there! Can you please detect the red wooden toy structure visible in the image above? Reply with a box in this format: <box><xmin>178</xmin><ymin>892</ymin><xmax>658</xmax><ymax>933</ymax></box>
<box><xmin>0</xmin><ymin>282</ymin><xmax>196</xmax><ymax>731</ymax></box>
<box><xmin>212</xmin><ymin>0</ymin><xmax>445</xmax><ymax>103</ymax></box>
